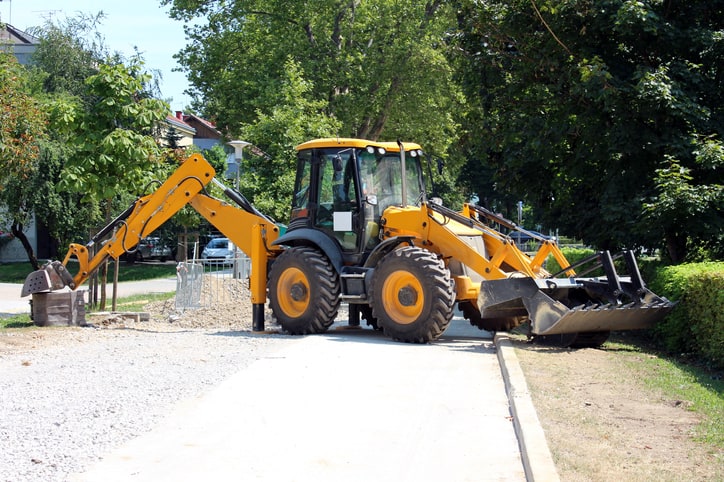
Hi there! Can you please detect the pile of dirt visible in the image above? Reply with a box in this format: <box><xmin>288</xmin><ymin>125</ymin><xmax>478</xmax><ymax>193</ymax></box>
<box><xmin>145</xmin><ymin>275</ymin><xmax>274</xmax><ymax>331</ymax></box>
<box><xmin>94</xmin><ymin>275</ymin><xmax>277</xmax><ymax>332</ymax></box>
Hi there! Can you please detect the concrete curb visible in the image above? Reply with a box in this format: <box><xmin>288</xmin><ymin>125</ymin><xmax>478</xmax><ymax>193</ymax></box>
<box><xmin>495</xmin><ymin>333</ymin><xmax>560</xmax><ymax>482</ymax></box>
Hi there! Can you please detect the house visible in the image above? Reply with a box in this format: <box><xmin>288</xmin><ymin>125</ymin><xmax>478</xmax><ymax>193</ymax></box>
<box><xmin>0</xmin><ymin>23</ymin><xmax>39</xmax><ymax>65</ymax></box>
<box><xmin>178</xmin><ymin>112</ymin><xmax>222</xmax><ymax>151</ymax></box>
<box><xmin>160</xmin><ymin>112</ymin><xmax>196</xmax><ymax>148</ymax></box>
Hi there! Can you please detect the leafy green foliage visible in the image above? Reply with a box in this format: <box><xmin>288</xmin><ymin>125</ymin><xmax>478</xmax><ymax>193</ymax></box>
<box><xmin>545</xmin><ymin>247</ymin><xmax>597</xmax><ymax>276</ymax></box>
<box><xmin>27</xmin><ymin>13</ymin><xmax>108</xmax><ymax>97</ymax></box>
<box><xmin>58</xmin><ymin>61</ymin><xmax>169</xmax><ymax>204</ymax></box>
<box><xmin>0</xmin><ymin>53</ymin><xmax>49</xmax><ymax>267</ymax></box>
<box><xmin>237</xmin><ymin>58</ymin><xmax>342</xmax><ymax>222</ymax></box>
<box><xmin>453</xmin><ymin>0</ymin><xmax>723</xmax><ymax>261</ymax></box>
<box><xmin>649</xmin><ymin>262</ymin><xmax>724</xmax><ymax>368</ymax></box>
<box><xmin>164</xmin><ymin>0</ymin><xmax>463</xmax><ymax>149</ymax></box>
<box><xmin>0</xmin><ymin>54</ymin><xmax>46</xmax><ymax>201</ymax></box>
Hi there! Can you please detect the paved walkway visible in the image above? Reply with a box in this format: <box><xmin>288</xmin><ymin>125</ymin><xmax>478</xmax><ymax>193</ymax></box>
<box><xmin>75</xmin><ymin>321</ymin><xmax>529</xmax><ymax>482</ymax></box>
<box><xmin>2</xmin><ymin>276</ymin><xmax>558</xmax><ymax>481</ymax></box>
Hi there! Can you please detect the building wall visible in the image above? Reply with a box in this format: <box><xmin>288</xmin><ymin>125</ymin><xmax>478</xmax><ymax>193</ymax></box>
<box><xmin>0</xmin><ymin>215</ymin><xmax>38</xmax><ymax>263</ymax></box>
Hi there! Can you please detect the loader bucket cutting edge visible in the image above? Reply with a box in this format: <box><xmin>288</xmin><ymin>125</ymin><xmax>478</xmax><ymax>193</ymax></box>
<box><xmin>477</xmin><ymin>277</ymin><xmax>675</xmax><ymax>337</ymax></box>
<box><xmin>528</xmin><ymin>299</ymin><xmax>674</xmax><ymax>336</ymax></box>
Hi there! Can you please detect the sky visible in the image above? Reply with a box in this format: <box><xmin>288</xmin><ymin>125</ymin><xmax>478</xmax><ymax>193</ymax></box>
<box><xmin>1</xmin><ymin>0</ymin><xmax>193</xmax><ymax>112</ymax></box>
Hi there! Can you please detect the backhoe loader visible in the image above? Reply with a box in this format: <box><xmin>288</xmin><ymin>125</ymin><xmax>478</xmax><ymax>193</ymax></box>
<box><xmin>22</xmin><ymin>138</ymin><xmax>674</xmax><ymax>346</ymax></box>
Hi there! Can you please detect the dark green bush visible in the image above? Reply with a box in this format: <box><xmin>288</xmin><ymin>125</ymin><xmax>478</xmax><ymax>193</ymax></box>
<box><xmin>648</xmin><ymin>262</ymin><xmax>724</xmax><ymax>368</ymax></box>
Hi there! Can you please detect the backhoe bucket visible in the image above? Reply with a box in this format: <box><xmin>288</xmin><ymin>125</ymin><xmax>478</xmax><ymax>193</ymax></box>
<box><xmin>20</xmin><ymin>261</ymin><xmax>75</xmax><ymax>297</ymax></box>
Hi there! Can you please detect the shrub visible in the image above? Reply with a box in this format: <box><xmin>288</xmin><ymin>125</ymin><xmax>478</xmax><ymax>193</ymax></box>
<box><xmin>649</xmin><ymin>262</ymin><xmax>724</xmax><ymax>368</ymax></box>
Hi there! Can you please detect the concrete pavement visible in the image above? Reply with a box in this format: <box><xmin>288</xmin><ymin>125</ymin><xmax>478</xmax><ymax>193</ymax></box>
<box><xmin>1</xmin><ymin>278</ymin><xmax>558</xmax><ymax>481</ymax></box>
<box><xmin>75</xmin><ymin>321</ymin><xmax>534</xmax><ymax>482</ymax></box>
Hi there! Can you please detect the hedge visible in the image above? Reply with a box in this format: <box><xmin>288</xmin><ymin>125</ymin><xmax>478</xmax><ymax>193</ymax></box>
<box><xmin>648</xmin><ymin>262</ymin><xmax>724</xmax><ymax>368</ymax></box>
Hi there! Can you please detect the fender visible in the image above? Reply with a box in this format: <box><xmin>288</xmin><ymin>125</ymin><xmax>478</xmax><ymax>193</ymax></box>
<box><xmin>272</xmin><ymin>228</ymin><xmax>345</xmax><ymax>273</ymax></box>
<box><xmin>364</xmin><ymin>236</ymin><xmax>415</xmax><ymax>269</ymax></box>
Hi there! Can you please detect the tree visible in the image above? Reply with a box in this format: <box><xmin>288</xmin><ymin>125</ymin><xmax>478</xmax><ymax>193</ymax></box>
<box><xmin>238</xmin><ymin>58</ymin><xmax>342</xmax><ymax>221</ymax></box>
<box><xmin>27</xmin><ymin>13</ymin><xmax>108</xmax><ymax>97</ymax></box>
<box><xmin>164</xmin><ymin>0</ymin><xmax>463</xmax><ymax>148</ymax></box>
<box><xmin>453</xmin><ymin>0</ymin><xmax>723</xmax><ymax>262</ymax></box>
<box><xmin>0</xmin><ymin>53</ymin><xmax>48</xmax><ymax>269</ymax></box>
<box><xmin>58</xmin><ymin>60</ymin><xmax>169</xmax><ymax>204</ymax></box>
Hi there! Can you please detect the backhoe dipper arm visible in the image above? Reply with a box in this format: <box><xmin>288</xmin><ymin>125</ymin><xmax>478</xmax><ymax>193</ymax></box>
<box><xmin>53</xmin><ymin>154</ymin><xmax>216</xmax><ymax>290</ymax></box>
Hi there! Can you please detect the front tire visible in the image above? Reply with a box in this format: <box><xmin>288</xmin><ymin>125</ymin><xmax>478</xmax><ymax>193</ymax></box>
<box><xmin>370</xmin><ymin>246</ymin><xmax>455</xmax><ymax>343</ymax></box>
<box><xmin>268</xmin><ymin>247</ymin><xmax>340</xmax><ymax>334</ymax></box>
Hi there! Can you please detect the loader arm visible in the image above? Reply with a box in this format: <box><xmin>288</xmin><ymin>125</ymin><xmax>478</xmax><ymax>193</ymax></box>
<box><xmin>379</xmin><ymin>201</ymin><xmax>673</xmax><ymax>344</ymax></box>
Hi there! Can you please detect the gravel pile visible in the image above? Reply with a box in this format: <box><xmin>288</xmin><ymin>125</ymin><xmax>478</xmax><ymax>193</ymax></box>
<box><xmin>0</xmin><ymin>284</ymin><xmax>302</xmax><ymax>482</ymax></box>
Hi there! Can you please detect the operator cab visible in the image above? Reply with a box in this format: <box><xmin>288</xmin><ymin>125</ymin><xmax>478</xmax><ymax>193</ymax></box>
<box><xmin>290</xmin><ymin>138</ymin><xmax>426</xmax><ymax>261</ymax></box>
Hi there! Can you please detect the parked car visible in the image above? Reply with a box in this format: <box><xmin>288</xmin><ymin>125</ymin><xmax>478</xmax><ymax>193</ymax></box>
<box><xmin>200</xmin><ymin>237</ymin><xmax>235</xmax><ymax>265</ymax></box>
<box><xmin>510</xmin><ymin>231</ymin><xmax>556</xmax><ymax>246</ymax></box>
<box><xmin>129</xmin><ymin>237</ymin><xmax>172</xmax><ymax>262</ymax></box>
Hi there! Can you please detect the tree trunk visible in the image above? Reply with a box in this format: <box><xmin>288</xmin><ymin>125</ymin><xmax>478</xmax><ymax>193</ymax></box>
<box><xmin>11</xmin><ymin>221</ymin><xmax>40</xmax><ymax>270</ymax></box>
<box><xmin>665</xmin><ymin>230</ymin><xmax>687</xmax><ymax>264</ymax></box>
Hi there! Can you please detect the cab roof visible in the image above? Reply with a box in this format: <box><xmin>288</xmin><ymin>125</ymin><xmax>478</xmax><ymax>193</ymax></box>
<box><xmin>295</xmin><ymin>138</ymin><xmax>422</xmax><ymax>152</ymax></box>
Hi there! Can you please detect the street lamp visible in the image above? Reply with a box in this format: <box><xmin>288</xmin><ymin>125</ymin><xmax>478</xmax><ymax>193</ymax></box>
<box><xmin>227</xmin><ymin>140</ymin><xmax>251</xmax><ymax>189</ymax></box>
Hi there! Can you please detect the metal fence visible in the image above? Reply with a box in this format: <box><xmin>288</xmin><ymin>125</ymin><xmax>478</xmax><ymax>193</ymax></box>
<box><xmin>175</xmin><ymin>256</ymin><xmax>252</xmax><ymax>311</ymax></box>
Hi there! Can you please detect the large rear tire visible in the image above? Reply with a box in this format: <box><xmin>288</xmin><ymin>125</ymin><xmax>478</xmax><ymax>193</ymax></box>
<box><xmin>370</xmin><ymin>246</ymin><xmax>455</xmax><ymax>343</ymax></box>
<box><xmin>268</xmin><ymin>246</ymin><xmax>340</xmax><ymax>334</ymax></box>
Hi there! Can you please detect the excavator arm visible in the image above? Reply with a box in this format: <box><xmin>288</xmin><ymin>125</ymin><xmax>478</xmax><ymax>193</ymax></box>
<box><xmin>21</xmin><ymin>154</ymin><xmax>282</xmax><ymax>327</ymax></box>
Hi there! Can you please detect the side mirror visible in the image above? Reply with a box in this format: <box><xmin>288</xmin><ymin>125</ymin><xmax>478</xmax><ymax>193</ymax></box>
<box><xmin>365</xmin><ymin>194</ymin><xmax>378</xmax><ymax>206</ymax></box>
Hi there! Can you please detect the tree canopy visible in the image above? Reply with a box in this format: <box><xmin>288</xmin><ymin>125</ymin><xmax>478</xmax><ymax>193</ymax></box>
<box><xmin>453</xmin><ymin>0</ymin><xmax>723</xmax><ymax>262</ymax></box>
<box><xmin>0</xmin><ymin>53</ymin><xmax>48</xmax><ymax>267</ymax></box>
<box><xmin>1</xmin><ymin>16</ymin><xmax>171</xmax><ymax>267</ymax></box>
<box><xmin>2</xmin><ymin>1</ymin><xmax>722</xmax><ymax>265</ymax></box>
<box><xmin>164</xmin><ymin>0</ymin><xmax>463</xmax><ymax>148</ymax></box>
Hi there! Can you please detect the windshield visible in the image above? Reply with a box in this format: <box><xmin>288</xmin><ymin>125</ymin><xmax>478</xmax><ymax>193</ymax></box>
<box><xmin>358</xmin><ymin>149</ymin><xmax>423</xmax><ymax>211</ymax></box>
<box><xmin>207</xmin><ymin>238</ymin><xmax>229</xmax><ymax>249</ymax></box>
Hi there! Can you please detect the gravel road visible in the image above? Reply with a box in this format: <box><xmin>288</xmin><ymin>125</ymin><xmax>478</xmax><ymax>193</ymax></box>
<box><xmin>0</xmin><ymin>325</ymin><xmax>298</xmax><ymax>482</ymax></box>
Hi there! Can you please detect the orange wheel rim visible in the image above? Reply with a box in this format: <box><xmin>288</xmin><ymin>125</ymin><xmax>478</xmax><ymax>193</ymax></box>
<box><xmin>277</xmin><ymin>267</ymin><xmax>310</xmax><ymax>317</ymax></box>
<box><xmin>382</xmin><ymin>270</ymin><xmax>423</xmax><ymax>324</ymax></box>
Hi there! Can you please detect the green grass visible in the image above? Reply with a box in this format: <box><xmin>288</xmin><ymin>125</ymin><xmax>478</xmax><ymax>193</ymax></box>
<box><xmin>606</xmin><ymin>335</ymin><xmax>724</xmax><ymax>450</ymax></box>
<box><xmin>0</xmin><ymin>313</ymin><xmax>32</xmax><ymax>329</ymax></box>
<box><xmin>102</xmin><ymin>292</ymin><xmax>174</xmax><ymax>312</ymax></box>
<box><xmin>0</xmin><ymin>292</ymin><xmax>175</xmax><ymax>329</ymax></box>
<box><xmin>0</xmin><ymin>261</ymin><xmax>176</xmax><ymax>284</ymax></box>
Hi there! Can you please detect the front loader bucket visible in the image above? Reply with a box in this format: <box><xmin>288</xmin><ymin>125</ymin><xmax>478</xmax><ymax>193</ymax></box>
<box><xmin>521</xmin><ymin>283</ymin><xmax>675</xmax><ymax>336</ymax></box>
<box><xmin>476</xmin><ymin>276</ymin><xmax>675</xmax><ymax>345</ymax></box>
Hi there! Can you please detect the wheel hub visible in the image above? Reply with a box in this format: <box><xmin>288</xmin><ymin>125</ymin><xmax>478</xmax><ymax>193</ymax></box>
<box><xmin>397</xmin><ymin>285</ymin><xmax>418</xmax><ymax>307</ymax></box>
<box><xmin>290</xmin><ymin>282</ymin><xmax>308</xmax><ymax>302</ymax></box>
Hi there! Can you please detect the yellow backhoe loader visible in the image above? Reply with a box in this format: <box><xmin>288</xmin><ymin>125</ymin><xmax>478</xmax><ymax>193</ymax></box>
<box><xmin>22</xmin><ymin>138</ymin><xmax>674</xmax><ymax>346</ymax></box>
